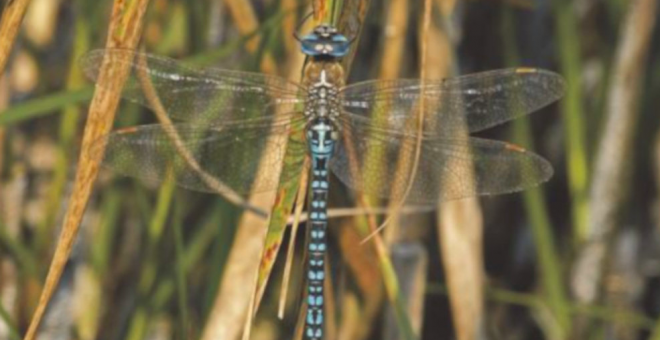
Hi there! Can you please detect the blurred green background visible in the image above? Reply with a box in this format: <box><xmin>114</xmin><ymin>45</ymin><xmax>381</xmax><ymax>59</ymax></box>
<box><xmin>0</xmin><ymin>0</ymin><xmax>659</xmax><ymax>339</ymax></box>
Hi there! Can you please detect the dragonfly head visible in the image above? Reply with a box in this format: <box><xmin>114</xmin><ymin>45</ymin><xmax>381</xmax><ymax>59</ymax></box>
<box><xmin>300</xmin><ymin>24</ymin><xmax>350</xmax><ymax>59</ymax></box>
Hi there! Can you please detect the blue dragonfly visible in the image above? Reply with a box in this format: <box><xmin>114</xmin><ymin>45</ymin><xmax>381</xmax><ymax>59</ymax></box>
<box><xmin>81</xmin><ymin>24</ymin><xmax>564</xmax><ymax>340</ymax></box>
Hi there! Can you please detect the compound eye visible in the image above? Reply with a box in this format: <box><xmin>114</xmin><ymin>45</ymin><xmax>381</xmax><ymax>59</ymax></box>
<box><xmin>332</xmin><ymin>34</ymin><xmax>348</xmax><ymax>42</ymax></box>
<box><xmin>301</xmin><ymin>42</ymin><xmax>320</xmax><ymax>56</ymax></box>
<box><xmin>332</xmin><ymin>41</ymin><xmax>350</xmax><ymax>56</ymax></box>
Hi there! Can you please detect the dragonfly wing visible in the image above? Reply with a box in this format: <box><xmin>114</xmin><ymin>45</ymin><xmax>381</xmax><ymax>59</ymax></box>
<box><xmin>80</xmin><ymin>49</ymin><xmax>305</xmax><ymax>123</ymax></box>
<box><xmin>91</xmin><ymin>117</ymin><xmax>307</xmax><ymax>195</ymax></box>
<box><xmin>330</xmin><ymin>118</ymin><xmax>553</xmax><ymax>203</ymax></box>
<box><xmin>340</xmin><ymin>68</ymin><xmax>565</xmax><ymax>134</ymax></box>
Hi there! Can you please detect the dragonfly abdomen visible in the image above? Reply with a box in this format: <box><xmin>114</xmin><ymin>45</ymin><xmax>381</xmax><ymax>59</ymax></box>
<box><xmin>304</xmin><ymin>118</ymin><xmax>337</xmax><ymax>340</ymax></box>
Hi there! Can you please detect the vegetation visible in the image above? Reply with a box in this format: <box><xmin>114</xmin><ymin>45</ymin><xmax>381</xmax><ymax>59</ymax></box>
<box><xmin>0</xmin><ymin>0</ymin><xmax>658</xmax><ymax>339</ymax></box>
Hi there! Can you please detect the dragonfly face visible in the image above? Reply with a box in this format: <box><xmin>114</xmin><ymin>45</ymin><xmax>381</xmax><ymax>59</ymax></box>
<box><xmin>300</xmin><ymin>24</ymin><xmax>350</xmax><ymax>59</ymax></box>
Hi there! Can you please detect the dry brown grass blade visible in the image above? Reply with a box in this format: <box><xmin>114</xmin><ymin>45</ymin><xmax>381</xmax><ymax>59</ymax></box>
<box><xmin>336</xmin><ymin>294</ymin><xmax>360</xmax><ymax>340</ymax></box>
<box><xmin>361</xmin><ymin>0</ymin><xmax>428</xmax><ymax>243</ymax></box>
<box><xmin>340</xmin><ymin>101</ymin><xmax>416</xmax><ymax>338</ymax></box>
<box><xmin>281</xmin><ymin>0</ymin><xmax>298</xmax><ymax>55</ymax></box>
<box><xmin>0</xmin><ymin>74</ymin><xmax>20</xmax><ymax>340</ymax></box>
<box><xmin>656</xmin><ymin>132</ymin><xmax>660</xmax><ymax>196</ymax></box>
<box><xmin>655</xmin><ymin>132</ymin><xmax>660</xmax><ymax>242</ymax></box>
<box><xmin>393</xmin><ymin>0</ymin><xmax>429</xmax><ymax>231</ymax></box>
<box><xmin>203</xmin><ymin>182</ymin><xmax>285</xmax><ymax>340</ymax></box>
<box><xmin>0</xmin><ymin>75</ymin><xmax>7</xmax><ymax>186</ymax></box>
<box><xmin>0</xmin><ymin>0</ymin><xmax>31</xmax><ymax>75</ymax></box>
<box><xmin>312</xmin><ymin>0</ymin><xmax>327</xmax><ymax>21</ymax></box>
<box><xmin>335</xmin><ymin>0</ymin><xmax>370</xmax><ymax>71</ymax></box>
<box><xmin>251</xmin><ymin>11</ymin><xmax>314</xmax><ymax>311</ymax></box>
<box><xmin>21</xmin><ymin>1</ymin><xmax>150</xmax><ymax>339</ymax></box>
<box><xmin>571</xmin><ymin>0</ymin><xmax>658</xmax><ymax>305</ymax></box>
<box><xmin>278</xmin><ymin>157</ymin><xmax>310</xmax><ymax>318</ymax></box>
<box><xmin>200</xmin><ymin>3</ymin><xmax>304</xmax><ymax>338</ymax></box>
<box><xmin>378</xmin><ymin>0</ymin><xmax>408</xmax><ymax>245</ymax></box>
<box><xmin>336</xmin><ymin>218</ymin><xmax>384</xmax><ymax>340</ymax></box>
<box><xmin>336</xmin><ymin>122</ymin><xmax>392</xmax><ymax>340</ymax></box>
<box><xmin>374</xmin><ymin>1</ymin><xmax>430</xmax><ymax>337</ymax></box>
<box><xmin>223</xmin><ymin>0</ymin><xmax>277</xmax><ymax>73</ymax></box>
<box><xmin>428</xmin><ymin>1</ymin><xmax>485</xmax><ymax>339</ymax></box>
<box><xmin>379</xmin><ymin>0</ymin><xmax>408</xmax><ymax>81</ymax></box>
<box><xmin>200</xmin><ymin>149</ymin><xmax>280</xmax><ymax>340</ymax></box>
<box><xmin>200</xmin><ymin>200</ymin><xmax>273</xmax><ymax>340</ymax></box>
<box><xmin>438</xmin><ymin>200</ymin><xmax>484</xmax><ymax>340</ymax></box>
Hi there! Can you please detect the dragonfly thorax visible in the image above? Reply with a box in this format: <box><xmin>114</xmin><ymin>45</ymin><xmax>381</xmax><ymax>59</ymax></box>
<box><xmin>304</xmin><ymin>64</ymin><xmax>343</xmax><ymax>121</ymax></box>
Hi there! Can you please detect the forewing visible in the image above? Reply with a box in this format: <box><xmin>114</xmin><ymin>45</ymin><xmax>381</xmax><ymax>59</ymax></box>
<box><xmin>92</xmin><ymin>118</ymin><xmax>307</xmax><ymax>194</ymax></box>
<box><xmin>331</xmin><ymin>118</ymin><xmax>553</xmax><ymax>203</ymax></box>
<box><xmin>80</xmin><ymin>49</ymin><xmax>305</xmax><ymax>124</ymax></box>
<box><xmin>341</xmin><ymin>68</ymin><xmax>565</xmax><ymax>134</ymax></box>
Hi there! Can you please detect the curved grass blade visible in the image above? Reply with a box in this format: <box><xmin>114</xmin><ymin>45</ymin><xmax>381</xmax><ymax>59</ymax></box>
<box><xmin>429</xmin><ymin>5</ymin><xmax>486</xmax><ymax>340</ymax></box>
<box><xmin>234</xmin><ymin>112</ymin><xmax>307</xmax><ymax>340</ymax></box>
<box><xmin>553</xmin><ymin>0</ymin><xmax>589</xmax><ymax>243</ymax></box>
<box><xmin>196</xmin><ymin>6</ymin><xmax>308</xmax><ymax>340</ymax></box>
<box><xmin>22</xmin><ymin>1</ymin><xmax>151</xmax><ymax>339</ymax></box>
<box><xmin>502</xmin><ymin>8</ymin><xmax>571</xmax><ymax>338</ymax></box>
<box><xmin>238</xmin><ymin>9</ymin><xmax>317</xmax><ymax>339</ymax></box>
<box><xmin>278</xmin><ymin>157</ymin><xmax>311</xmax><ymax>318</ymax></box>
<box><xmin>0</xmin><ymin>0</ymin><xmax>31</xmax><ymax>75</ymax></box>
<box><xmin>252</xmin><ymin>118</ymin><xmax>308</xmax><ymax>309</ymax></box>
<box><xmin>130</xmin><ymin>51</ymin><xmax>288</xmax><ymax>217</ymax></box>
<box><xmin>0</xmin><ymin>87</ymin><xmax>94</xmax><ymax>126</ymax></box>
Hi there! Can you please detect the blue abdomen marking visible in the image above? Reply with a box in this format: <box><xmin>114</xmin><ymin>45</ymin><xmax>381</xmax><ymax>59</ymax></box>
<box><xmin>304</xmin><ymin>118</ymin><xmax>336</xmax><ymax>340</ymax></box>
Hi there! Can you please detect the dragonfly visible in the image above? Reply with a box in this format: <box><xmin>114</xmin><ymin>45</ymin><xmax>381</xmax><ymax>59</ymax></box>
<box><xmin>81</xmin><ymin>24</ymin><xmax>564</xmax><ymax>340</ymax></box>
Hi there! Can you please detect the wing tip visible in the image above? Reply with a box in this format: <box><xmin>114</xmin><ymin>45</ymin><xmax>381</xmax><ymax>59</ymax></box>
<box><xmin>502</xmin><ymin>141</ymin><xmax>555</xmax><ymax>186</ymax></box>
<box><xmin>523</xmin><ymin>68</ymin><xmax>567</xmax><ymax>107</ymax></box>
<box><xmin>526</xmin><ymin>149</ymin><xmax>555</xmax><ymax>185</ymax></box>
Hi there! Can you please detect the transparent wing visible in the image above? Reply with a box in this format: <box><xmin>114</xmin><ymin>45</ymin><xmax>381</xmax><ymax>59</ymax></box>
<box><xmin>80</xmin><ymin>49</ymin><xmax>305</xmax><ymax>124</ymax></box>
<box><xmin>92</xmin><ymin>116</ymin><xmax>307</xmax><ymax>194</ymax></box>
<box><xmin>330</xmin><ymin>117</ymin><xmax>553</xmax><ymax>203</ymax></box>
<box><xmin>341</xmin><ymin>68</ymin><xmax>565</xmax><ymax>134</ymax></box>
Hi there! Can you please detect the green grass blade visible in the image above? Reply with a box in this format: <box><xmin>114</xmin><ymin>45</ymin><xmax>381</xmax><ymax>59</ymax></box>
<box><xmin>172</xmin><ymin>201</ymin><xmax>190</xmax><ymax>338</ymax></box>
<box><xmin>0</xmin><ymin>221</ymin><xmax>38</xmax><ymax>278</ymax></box>
<box><xmin>0</xmin><ymin>87</ymin><xmax>93</xmax><ymax>126</ymax></box>
<box><xmin>0</xmin><ymin>11</ymin><xmax>292</xmax><ymax>128</ymax></box>
<box><xmin>502</xmin><ymin>8</ymin><xmax>571</xmax><ymax>337</ymax></box>
<box><xmin>0</xmin><ymin>301</ymin><xmax>20</xmax><ymax>340</ymax></box>
<box><xmin>253</xmin><ymin>120</ymin><xmax>307</xmax><ymax>306</ymax></box>
<box><xmin>553</xmin><ymin>0</ymin><xmax>590</xmax><ymax>244</ymax></box>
